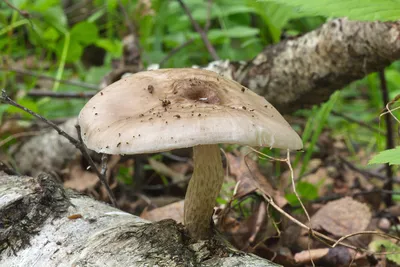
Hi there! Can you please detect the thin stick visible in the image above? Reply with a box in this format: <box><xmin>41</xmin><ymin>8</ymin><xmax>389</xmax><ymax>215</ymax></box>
<box><xmin>176</xmin><ymin>0</ymin><xmax>219</xmax><ymax>61</ymax></box>
<box><xmin>159</xmin><ymin>39</ymin><xmax>194</xmax><ymax>67</ymax></box>
<box><xmin>3</xmin><ymin>0</ymin><xmax>30</xmax><ymax>19</ymax></box>
<box><xmin>339</xmin><ymin>155</ymin><xmax>400</xmax><ymax>183</ymax></box>
<box><xmin>331</xmin><ymin>111</ymin><xmax>385</xmax><ymax>135</ymax></box>
<box><xmin>28</xmin><ymin>90</ymin><xmax>96</xmax><ymax>98</ymax></box>
<box><xmin>0</xmin><ymin>89</ymin><xmax>118</xmax><ymax>207</ymax></box>
<box><xmin>379</xmin><ymin>70</ymin><xmax>394</xmax><ymax>207</ymax></box>
<box><xmin>0</xmin><ymin>67</ymin><xmax>98</xmax><ymax>90</ymax></box>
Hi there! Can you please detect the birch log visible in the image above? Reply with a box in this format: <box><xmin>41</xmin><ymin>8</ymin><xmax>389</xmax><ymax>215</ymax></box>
<box><xmin>0</xmin><ymin>172</ymin><xmax>278</xmax><ymax>267</ymax></box>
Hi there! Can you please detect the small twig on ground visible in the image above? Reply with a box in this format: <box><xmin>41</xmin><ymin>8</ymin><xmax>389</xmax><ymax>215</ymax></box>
<box><xmin>176</xmin><ymin>0</ymin><xmax>219</xmax><ymax>61</ymax></box>
<box><xmin>331</xmin><ymin>111</ymin><xmax>385</xmax><ymax>135</ymax></box>
<box><xmin>3</xmin><ymin>0</ymin><xmax>30</xmax><ymax>18</ymax></box>
<box><xmin>339</xmin><ymin>156</ymin><xmax>400</xmax><ymax>183</ymax></box>
<box><xmin>0</xmin><ymin>89</ymin><xmax>118</xmax><ymax>207</ymax></box>
<box><xmin>0</xmin><ymin>67</ymin><xmax>98</xmax><ymax>90</ymax></box>
<box><xmin>28</xmin><ymin>90</ymin><xmax>96</xmax><ymax>98</ymax></box>
<box><xmin>159</xmin><ymin>39</ymin><xmax>194</xmax><ymax>67</ymax></box>
<box><xmin>379</xmin><ymin>70</ymin><xmax>394</xmax><ymax>207</ymax></box>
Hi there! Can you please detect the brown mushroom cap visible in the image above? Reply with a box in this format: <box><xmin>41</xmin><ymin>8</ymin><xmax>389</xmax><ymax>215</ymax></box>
<box><xmin>78</xmin><ymin>68</ymin><xmax>302</xmax><ymax>154</ymax></box>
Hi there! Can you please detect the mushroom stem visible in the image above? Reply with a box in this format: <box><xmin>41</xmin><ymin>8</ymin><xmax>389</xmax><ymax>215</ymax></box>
<box><xmin>184</xmin><ymin>144</ymin><xmax>224</xmax><ymax>240</ymax></box>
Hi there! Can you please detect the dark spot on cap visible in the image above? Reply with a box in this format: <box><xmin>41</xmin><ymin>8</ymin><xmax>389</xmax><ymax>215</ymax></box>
<box><xmin>95</xmin><ymin>113</ymin><xmax>98</xmax><ymax>115</ymax></box>
<box><xmin>174</xmin><ymin>115</ymin><xmax>181</xmax><ymax>119</ymax></box>
<box><xmin>117</xmin><ymin>142</ymin><xmax>121</xmax><ymax>147</ymax></box>
<box><xmin>139</xmin><ymin>114</ymin><xmax>144</xmax><ymax>117</ymax></box>
<box><xmin>242</xmin><ymin>106</ymin><xmax>246</xmax><ymax>110</ymax></box>
<box><xmin>106</xmin><ymin>146</ymin><xmax>109</xmax><ymax>148</ymax></box>
<box><xmin>241</xmin><ymin>87</ymin><xmax>245</xmax><ymax>92</ymax></box>
<box><xmin>119</xmin><ymin>133</ymin><xmax>121</xmax><ymax>137</ymax></box>
<box><xmin>198</xmin><ymin>114</ymin><xmax>201</xmax><ymax>117</ymax></box>
<box><xmin>148</xmin><ymin>85</ymin><xmax>154</xmax><ymax>94</ymax></box>
<box><xmin>161</xmin><ymin>99</ymin><xmax>171</xmax><ymax>107</ymax></box>
<box><xmin>100</xmin><ymin>92</ymin><xmax>103</xmax><ymax>96</ymax></box>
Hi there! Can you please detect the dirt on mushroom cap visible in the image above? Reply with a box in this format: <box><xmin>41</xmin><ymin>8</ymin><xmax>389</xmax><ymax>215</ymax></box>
<box><xmin>78</xmin><ymin>68</ymin><xmax>303</xmax><ymax>154</ymax></box>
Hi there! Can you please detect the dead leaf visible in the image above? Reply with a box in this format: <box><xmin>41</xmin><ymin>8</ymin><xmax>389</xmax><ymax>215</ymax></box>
<box><xmin>310</xmin><ymin>197</ymin><xmax>371</xmax><ymax>236</ymax></box>
<box><xmin>140</xmin><ymin>200</ymin><xmax>184</xmax><ymax>223</ymax></box>
<box><xmin>64</xmin><ymin>162</ymin><xmax>98</xmax><ymax>191</ymax></box>
<box><xmin>226</xmin><ymin>153</ymin><xmax>287</xmax><ymax>207</ymax></box>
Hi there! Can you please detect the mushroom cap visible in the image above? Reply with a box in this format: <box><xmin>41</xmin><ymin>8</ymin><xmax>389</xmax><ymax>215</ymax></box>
<box><xmin>78</xmin><ymin>68</ymin><xmax>303</xmax><ymax>154</ymax></box>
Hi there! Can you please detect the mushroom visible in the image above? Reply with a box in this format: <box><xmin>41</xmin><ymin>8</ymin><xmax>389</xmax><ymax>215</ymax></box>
<box><xmin>78</xmin><ymin>68</ymin><xmax>303</xmax><ymax>240</ymax></box>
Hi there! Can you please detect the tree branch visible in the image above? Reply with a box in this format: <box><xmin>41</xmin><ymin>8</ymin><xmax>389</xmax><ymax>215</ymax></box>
<box><xmin>205</xmin><ymin>18</ymin><xmax>400</xmax><ymax>113</ymax></box>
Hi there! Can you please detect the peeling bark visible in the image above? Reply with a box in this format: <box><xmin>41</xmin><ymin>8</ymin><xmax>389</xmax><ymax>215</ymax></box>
<box><xmin>0</xmin><ymin>173</ymin><xmax>278</xmax><ymax>267</ymax></box>
<box><xmin>205</xmin><ymin>18</ymin><xmax>400</xmax><ymax>113</ymax></box>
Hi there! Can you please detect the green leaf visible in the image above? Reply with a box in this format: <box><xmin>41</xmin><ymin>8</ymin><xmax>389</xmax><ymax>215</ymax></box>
<box><xmin>95</xmin><ymin>39</ymin><xmax>122</xmax><ymax>56</ymax></box>
<box><xmin>39</xmin><ymin>6</ymin><xmax>68</xmax><ymax>33</ymax></box>
<box><xmin>56</xmin><ymin>37</ymin><xmax>83</xmax><ymax>63</ymax></box>
<box><xmin>286</xmin><ymin>181</ymin><xmax>319</xmax><ymax>206</ymax></box>
<box><xmin>370</xmin><ymin>240</ymin><xmax>400</xmax><ymax>264</ymax></box>
<box><xmin>259</xmin><ymin>0</ymin><xmax>400</xmax><ymax>21</ymax></box>
<box><xmin>208</xmin><ymin>26</ymin><xmax>260</xmax><ymax>40</ymax></box>
<box><xmin>70</xmin><ymin>22</ymin><xmax>99</xmax><ymax>45</ymax></box>
<box><xmin>369</xmin><ymin>147</ymin><xmax>400</xmax><ymax>165</ymax></box>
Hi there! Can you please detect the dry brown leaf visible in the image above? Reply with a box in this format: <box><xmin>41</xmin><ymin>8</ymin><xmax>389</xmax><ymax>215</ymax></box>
<box><xmin>64</xmin><ymin>162</ymin><xmax>99</xmax><ymax>191</ymax></box>
<box><xmin>140</xmin><ymin>200</ymin><xmax>184</xmax><ymax>223</ymax></box>
<box><xmin>310</xmin><ymin>197</ymin><xmax>371</xmax><ymax>236</ymax></box>
<box><xmin>226</xmin><ymin>153</ymin><xmax>287</xmax><ymax>207</ymax></box>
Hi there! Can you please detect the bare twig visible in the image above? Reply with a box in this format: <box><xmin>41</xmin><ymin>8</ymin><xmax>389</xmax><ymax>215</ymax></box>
<box><xmin>28</xmin><ymin>90</ymin><xmax>96</xmax><ymax>98</ymax></box>
<box><xmin>379</xmin><ymin>70</ymin><xmax>394</xmax><ymax>207</ymax></box>
<box><xmin>176</xmin><ymin>0</ymin><xmax>219</xmax><ymax>60</ymax></box>
<box><xmin>0</xmin><ymin>67</ymin><xmax>98</xmax><ymax>90</ymax></box>
<box><xmin>159</xmin><ymin>39</ymin><xmax>194</xmax><ymax>67</ymax></box>
<box><xmin>0</xmin><ymin>89</ymin><xmax>117</xmax><ymax>207</ymax></box>
<box><xmin>3</xmin><ymin>0</ymin><xmax>30</xmax><ymax>19</ymax></box>
<box><xmin>331</xmin><ymin>111</ymin><xmax>385</xmax><ymax>135</ymax></box>
<box><xmin>339</xmin><ymin>156</ymin><xmax>400</xmax><ymax>183</ymax></box>
<box><xmin>75</xmin><ymin>125</ymin><xmax>117</xmax><ymax>207</ymax></box>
